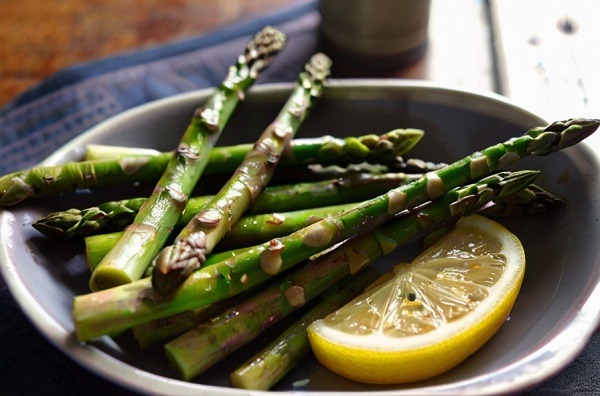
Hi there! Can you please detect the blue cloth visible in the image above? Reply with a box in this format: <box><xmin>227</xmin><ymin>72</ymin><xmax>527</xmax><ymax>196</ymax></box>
<box><xmin>0</xmin><ymin>1</ymin><xmax>597</xmax><ymax>394</ymax></box>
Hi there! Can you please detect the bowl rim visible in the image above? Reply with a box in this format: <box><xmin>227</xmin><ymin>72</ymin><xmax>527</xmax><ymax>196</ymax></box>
<box><xmin>2</xmin><ymin>78</ymin><xmax>598</xmax><ymax>395</ymax></box>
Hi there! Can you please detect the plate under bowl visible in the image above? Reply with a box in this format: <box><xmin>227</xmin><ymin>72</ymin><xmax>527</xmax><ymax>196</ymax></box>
<box><xmin>2</xmin><ymin>80</ymin><xmax>600</xmax><ymax>395</ymax></box>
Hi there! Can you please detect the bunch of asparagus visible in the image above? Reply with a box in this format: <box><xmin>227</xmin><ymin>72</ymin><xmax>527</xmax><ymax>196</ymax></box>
<box><xmin>1</xmin><ymin>25</ymin><xmax>599</xmax><ymax>391</ymax></box>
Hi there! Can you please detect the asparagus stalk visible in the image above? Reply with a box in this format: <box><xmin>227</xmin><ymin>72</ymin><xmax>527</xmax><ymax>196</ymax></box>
<box><xmin>151</xmin><ymin>53</ymin><xmax>332</xmax><ymax>296</ymax></box>
<box><xmin>84</xmin><ymin>180</ymin><xmax>563</xmax><ymax>269</ymax></box>
<box><xmin>34</xmin><ymin>172</ymin><xmax>420</xmax><ymax>240</ymax></box>
<box><xmin>266</xmin><ymin>159</ymin><xmax>446</xmax><ymax>187</ymax></box>
<box><xmin>72</xmin><ymin>118</ymin><xmax>599</xmax><ymax>341</ymax></box>
<box><xmin>73</xmin><ymin>170</ymin><xmax>542</xmax><ymax>343</ymax></box>
<box><xmin>110</xmin><ymin>169</ymin><xmax>545</xmax><ymax>354</ymax></box>
<box><xmin>0</xmin><ymin>127</ymin><xmax>424</xmax><ymax>207</ymax></box>
<box><xmin>0</xmin><ymin>155</ymin><xmax>172</xmax><ymax>207</ymax></box>
<box><xmin>84</xmin><ymin>127</ymin><xmax>425</xmax><ymax>170</ymax></box>
<box><xmin>85</xmin><ymin>203</ymin><xmax>355</xmax><ymax>270</ymax></box>
<box><xmin>84</xmin><ymin>145</ymin><xmax>168</xmax><ymax>161</ymax></box>
<box><xmin>34</xmin><ymin>197</ymin><xmax>150</xmax><ymax>240</ymax></box>
<box><xmin>132</xmin><ymin>288</ymin><xmax>261</xmax><ymax>350</ymax></box>
<box><xmin>88</xmin><ymin>27</ymin><xmax>286</xmax><ymax>292</ymax></box>
<box><xmin>164</xmin><ymin>265</ymin><xmax>378</xmax><ymax>381</ymax></box>
<box><xmin>164</xmin><ymin>169</ymin><xmax>539</xmax><ymax>380</ymax></box>
<box><xmin>229</xmin><ymin>273</ymin><xmax>377</xmax><ymax>390</ymax></box>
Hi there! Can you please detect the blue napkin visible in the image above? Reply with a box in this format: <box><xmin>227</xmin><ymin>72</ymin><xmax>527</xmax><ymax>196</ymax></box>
<box><xmin>0</xmin><ymin>1</ymin><xmax>597</xmax><ymax>394</ymax></box>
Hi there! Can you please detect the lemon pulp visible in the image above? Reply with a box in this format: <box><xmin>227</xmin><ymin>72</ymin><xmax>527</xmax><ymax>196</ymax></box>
<box><xmin>307</xmin><ymin>214</ymin><xmax>525</xmax><ymax>384</ymax></box>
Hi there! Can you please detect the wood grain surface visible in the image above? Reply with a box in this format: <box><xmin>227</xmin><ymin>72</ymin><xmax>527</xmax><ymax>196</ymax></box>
<box><xmin>0</xmin><ymin>0</ymin><xmax>307</xmax><ymax>106</ymax></box>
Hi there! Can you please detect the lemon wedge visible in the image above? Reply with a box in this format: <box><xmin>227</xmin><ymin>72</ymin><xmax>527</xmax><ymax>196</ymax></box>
<box><xmin>307</xmin><ymin>214</ymin><xmax>525</xmax><ymax>384</ymax></box>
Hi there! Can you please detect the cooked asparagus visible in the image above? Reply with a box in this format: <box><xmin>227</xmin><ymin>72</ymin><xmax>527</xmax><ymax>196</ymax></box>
<box><xmin>162</xmin><ymin>169</ymin><xmax>539</xmax><ymax>380</ymax></box>
<box><xmin>85</xmin><ymin>203</ymin><xmax>355</xmax><ymax>270</ymax></box>
<box><xmin>34</xmin><ymin>172</ymin><xmax>421</xmax><ymax>240</ymax></box>
<box><xmin>72</xmin><ymin>119</ymin><xmax>599</xmax><ymax>341</ymax></box>
<box><xmin>164</xmin><ymin>266</ymin><xmax>378</xmax><ymax>380</ymax></box>
<box><xmin>89</xmin><ymin>27</ymin><xmax>286</xmax><ymax>291</ymax></box>
<box><xmin>83</xmin><ymin>127</ymin><xmax>425</xmax><ymax>172</ymax></box>
<box><xmin>151</xmin><ymin>52</ymin><xmax>332</xmax><ymax>296</ymax></box>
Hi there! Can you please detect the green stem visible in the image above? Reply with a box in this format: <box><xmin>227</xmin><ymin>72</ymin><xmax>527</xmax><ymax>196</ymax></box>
<box><xmin>151</xmin><ymin>53</ymin><xmax>332</xmax><ymax>296</ymax></box>
<box><xmin>132</xmin><ymin>289</ymin><xmax>258</xmax><ymax>350</ymax></box>
<box><xmin>84</xmin><ymin>203</ymin><xmax>355</xmax><ymax>270</ymax></box>
<box><xmin>34</xmin><ymin>172</ymin><xmax>419</xmax><ymax>240</ymax></box>
<box><xmin>84</xmin><ymin>127</ymin><xmax>425</xmax><ymax>174</ymax></box>
<box><xmin>73</xmin><ymin>168</ymin><xmax>545</xmax><ymax>341</ymax></box>
<box><xmin>229</xmin><ymin>269</ymin><xmax>378</xmax><ymax>390</ymax></box>
<box><xmin>480</xmin><ymin>184</ymin><xmax>565</xmax><ymax>216</ymax></box>
<box><xmin>164</xmin><ymin>265</ymin><xmax>378</xmax><ymax>380</ymax></box>
<box><xmin>88</xmin><ymin>27</ymin><xmax>286</xmax><ymax>291</ymax></box>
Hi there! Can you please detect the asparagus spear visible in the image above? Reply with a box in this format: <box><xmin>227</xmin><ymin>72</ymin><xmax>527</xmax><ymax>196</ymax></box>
<box><xmin>73</xmin><ymin>170</ymin><xmax>542</xmax><ymax>342</ymax></box>
<box><xmin>132</xmin><ymin>288</ymin><xmax>261</xmax><ymax>350</ymax></box>
<box><xmin>84</xmin><ymin>127</ymin><xmax>424</xmax><ymax>169</ymax></box>
<box><xmin>151</xmin><ymin>52</ymin><xmax>332</xmax><ymax>296</ymax></box>
<box><xmin>265</xmin><ymin>159</ymin><xmax>448</xmax><ymax>189</ymax></box>
<box><xmin>104</xmin><ymin>169</ymin><xmax>544</xmax><ymax>355</ymax></box>
<box><xmin>84</xmin><ymin>145</ymin><xmax>166</xmax><ymax>161</ymax></box>
<box><xmin>83</xmin><ymin>180</ymin><xmax>565</xmax><ymax>269</ymax></box>
<box><xmin>34</xmin><ymin>197</ymin><xmax>150</xmax><ymax>240</ymax></box>
<box><xmin>72</xmin><ymin>118</ymin><xmax>599</xmax><ymax>341</ymax></box>
<box><xmin>164</xmin><ymin>265</ymin><xmax>378</xmax><ymax>381</ymax></box>
<box><xmin>85</xmin><ymin>203</ymin><xmax>355</xmax><ymax>270</ymax></box>
<box><xmin>164</xmin><ymin>170</ymin><xmax>539</xmax><ymax>381</ymax></box>
<box><xmin>34</xmin><ymin>172</ymin><xmax>420</xmax><ymax>240</ymax></box>
<box><xmin>0</xmin><ymin>127</ymin><xmax>424</xmax><ymax>207</ymax></box>
<box><xmin>229</xmin><ymin>273</ymin><xmax>377</xmax><ymax>390</ymax></box>
<box><xmin>88</xmin><ymin>27</ymin><xmax>286</xmax><ymax>291</ymax></box>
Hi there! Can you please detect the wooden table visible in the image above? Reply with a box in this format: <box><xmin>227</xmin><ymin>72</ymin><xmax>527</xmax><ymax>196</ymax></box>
<box><xmin>0</xmin><ymin>0</ymin><xmax>306</xmax><ymax>107</ymax></box>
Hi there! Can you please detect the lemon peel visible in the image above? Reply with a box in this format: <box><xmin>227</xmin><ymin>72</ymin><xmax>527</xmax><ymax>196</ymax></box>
<box><xmin>307</xmin><ymin>214</ymin><xmax>525</xmax><ymax>384</ymax></box>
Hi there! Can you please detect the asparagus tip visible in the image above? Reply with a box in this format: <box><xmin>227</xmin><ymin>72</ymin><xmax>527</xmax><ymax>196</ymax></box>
<box><xmin>539</xmin><ymin>117</ymin><xmax>600</xmax><ymax>153</ymax></box>
<box><xmin>152</xmin><ymin>240</ymin><xmax>205</xmax><ymax>296</ymax></box>
<box><xmin>304</xmin><ymin>52</ymin><xmax>332</xmax><ymax>84</ymax></box>
<box><xmin>246</xmin><ymin>26</ymin><xmax>287</xmax><ymax>67</ymax></box>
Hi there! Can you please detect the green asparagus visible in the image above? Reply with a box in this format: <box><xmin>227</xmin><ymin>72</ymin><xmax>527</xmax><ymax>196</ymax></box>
<box><xmin>84</xmin><ymin>127</ymin><xmax>425</xmax><ymax>171</ymax></box>
<box><xmin>34</xmin><ymin>172</ymin><xmax>421</xmax><ymax>240</ymax></box>
<box><xmin>163</xmin><ymin>169</ymin><xmax>539</xmax><ymax>380</ymax></box>
<box><xmin>151</xmin><ymin>53</ymin><xmax>332</xmax><ymax>296</ymax></box>
<box><xmin>88</xmin><ymin>27</ymin><xmax>286</xmax><ymax>292</ymax></box>
<box><xmin>164</xmin><ymin>265</ymin><xmax>378</xmax><ymax>380</ymax></box>
<box><xmin>73</xmin><ymin>151</ymin><xmax>550</xmax><ymax>343</ymax></box>
<box><xmin>1</xmin><ymin>127</ymin><xmax>426</xmax><ymax>208</ymax></box>
<box><xmin>34</xmin><ymin>197</ymin><xmax>149</xmax><ymax>240</ymax></box>
<box><xmin>479</xmin><ymin>184</ymin><xmax>565</xmax><ymax>217</ymax></box>
<box><xmin>229</xmin><ymin>273</ymin><xmax>378</xmax><ymax>390</ymax></box>
<box><xmin>85</xmin><ymin>203</ymin><xmax>355</xmax><ymax>269</ymax></box>
<box><xmin>72</xmin><ymin>119</ymin><xmax>598</xmax><ymax>341</ymax></box>
<box><xmin>132</xmin><ymin>288</ymin><xmax>261</xmax><ymax>350</ymax></box>
<box><xmin>0</xmin><ymin>127</ymin><xmax>425</xmax><ymax>207</ymax></box>
<box><xmin>0</xmin><ymin>154</ymin><xmax>172</xmax><ymax>207</ymax></box>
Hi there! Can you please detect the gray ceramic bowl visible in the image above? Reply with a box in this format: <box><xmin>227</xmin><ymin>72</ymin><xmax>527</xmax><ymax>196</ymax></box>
<box><xmin>2</xmin><ymin>80</ymin><xmax>600</xmax><ymax>395</ymax></box>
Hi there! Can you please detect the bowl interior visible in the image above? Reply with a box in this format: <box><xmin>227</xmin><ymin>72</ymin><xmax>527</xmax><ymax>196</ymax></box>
<box><xmin>2</xmin><ymin>80</ymin><xmax>600</xmax><ymax>394</ymax></box>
